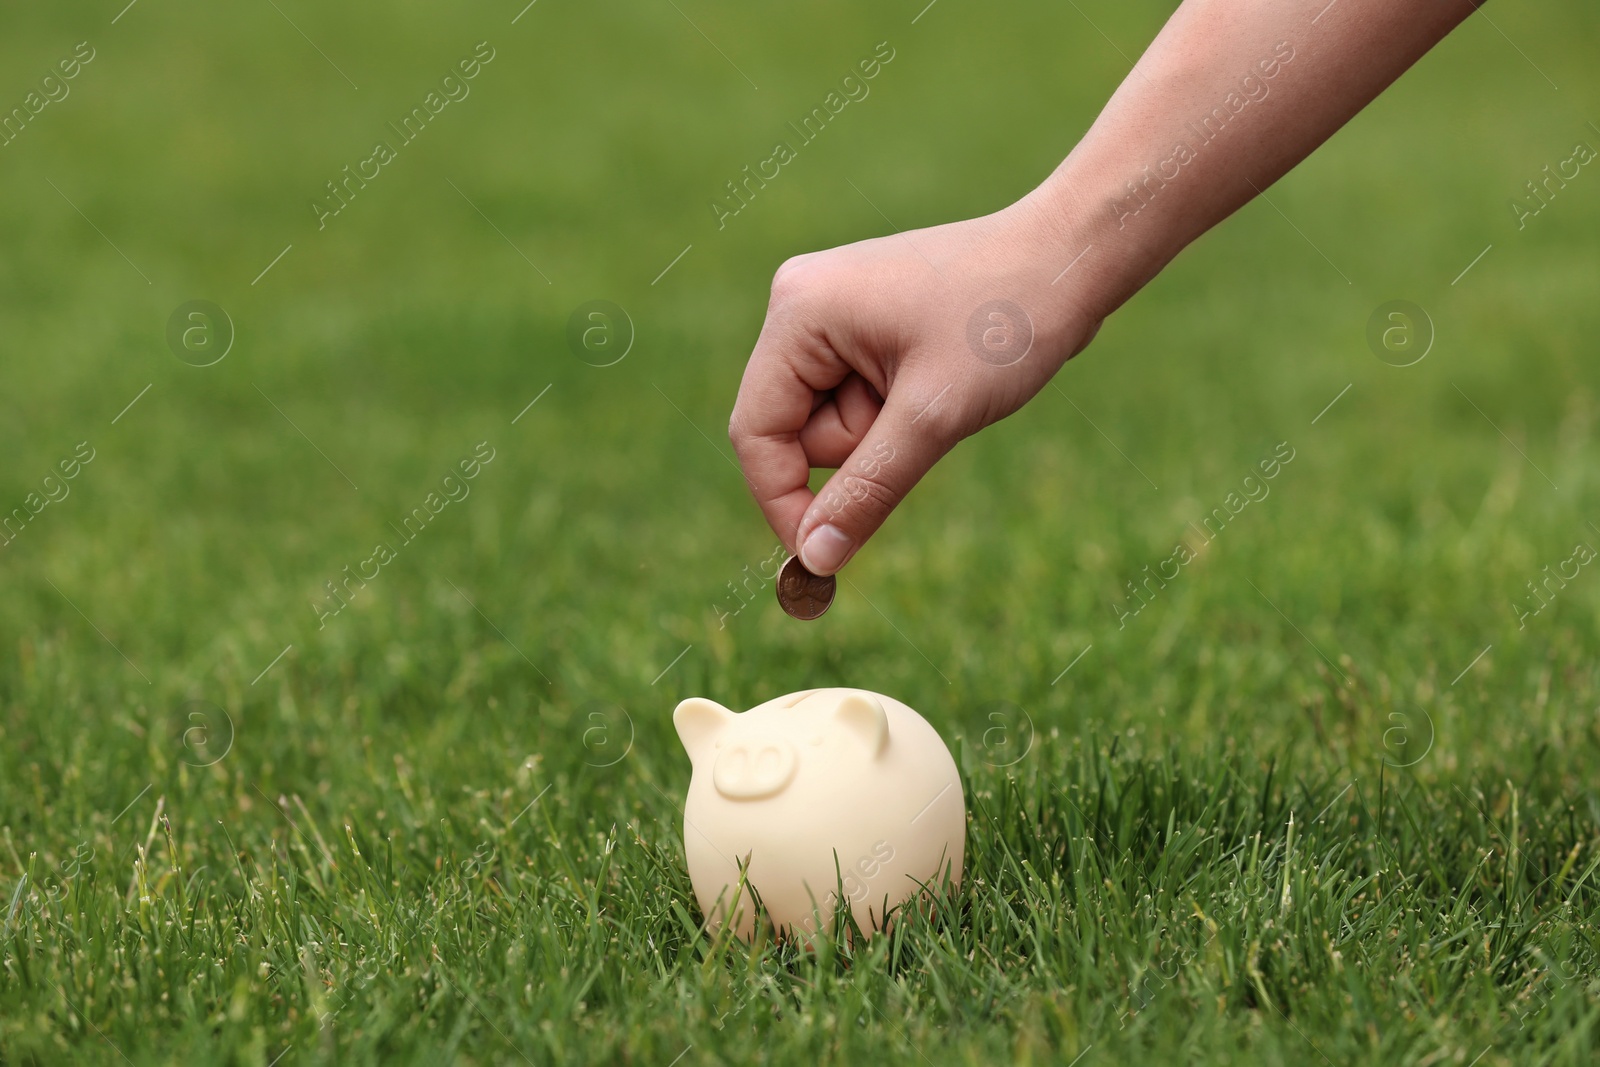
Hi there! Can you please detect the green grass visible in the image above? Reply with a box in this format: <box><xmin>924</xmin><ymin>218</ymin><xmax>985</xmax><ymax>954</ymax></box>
<box><xmin>4</xmin><ymin>0</ymin><xmax>1600</xmax><ymax>1063</ymax></box>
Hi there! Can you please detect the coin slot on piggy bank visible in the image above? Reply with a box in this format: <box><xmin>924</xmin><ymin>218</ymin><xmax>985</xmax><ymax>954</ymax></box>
<box><xmin>673</xmin><ymin>688</ymin><xmax>965</xmax><ymax>941</ymax></box>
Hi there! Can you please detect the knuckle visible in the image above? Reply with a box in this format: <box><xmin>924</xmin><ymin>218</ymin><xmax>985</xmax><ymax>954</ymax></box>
<box><xmin>908</xmin><ymin>398</ymin><xmax>970</xmax><ymax>446</ymax></box>
<box><xmin>770</xmin><ymin>254</ymin><xmax>806</xmax><ymax>288</ymax></box>
<box><xmin>769</xmin><ymin>254</ymin><xmax>822</xmax><ymax>305</ymax></box>
<box><xmin>828</xmin><ymin>472</ymin><xmax>898</xmax><ymax>526</ymax></box>
<box><xmin>911</xmin><ymin>406</ymin><xmax>957</xmax><ymax>443</ymax></box>
<box><xmin>726</xmin><ymin>402</ymin><xmax>763</xmax><ymax>456</ymax></box>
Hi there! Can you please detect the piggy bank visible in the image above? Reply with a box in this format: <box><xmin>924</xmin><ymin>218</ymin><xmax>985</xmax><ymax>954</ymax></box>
<box><xmin>673</xmin><ymin>688</ymin><xmax>965</xmax><ymax>940</ymax></box>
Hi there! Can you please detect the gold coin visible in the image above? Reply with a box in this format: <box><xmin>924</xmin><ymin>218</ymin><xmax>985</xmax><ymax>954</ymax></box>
<box><xmin>776</xmin><ymin>555</ymin><xmax>836</xmax><ymax>620</ymax></box>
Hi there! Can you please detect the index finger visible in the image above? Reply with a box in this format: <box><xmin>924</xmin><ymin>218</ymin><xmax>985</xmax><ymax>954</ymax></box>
<box><xmin>729</xmin><ymin>314</ymin><xmax>851</xmax><ymax>551</ymax></box>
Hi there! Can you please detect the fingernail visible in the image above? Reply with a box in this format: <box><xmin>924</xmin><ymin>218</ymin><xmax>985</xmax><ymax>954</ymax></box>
<box><xmin>800</xmin><ymin>524</ymin><xmax>853</xmax><ymax>576</ymax></box>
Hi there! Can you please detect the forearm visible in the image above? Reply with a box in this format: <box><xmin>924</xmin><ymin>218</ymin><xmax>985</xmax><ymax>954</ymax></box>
<box><xmin>1026</xmin><ymin>0</ymin><xmax>1479</xmax><ymax>319</ymax></box>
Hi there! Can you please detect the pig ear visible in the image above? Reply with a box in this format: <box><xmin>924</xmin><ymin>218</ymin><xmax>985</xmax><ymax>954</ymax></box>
<box><xmin>833</xmin><ymin>692</ymin><xmax>888</xmax><ymax>758</ymax></box>
<box><xmin>674</xmin><ymin>697</ymin><xmax>735</xmax><ymax>757</ymax></box>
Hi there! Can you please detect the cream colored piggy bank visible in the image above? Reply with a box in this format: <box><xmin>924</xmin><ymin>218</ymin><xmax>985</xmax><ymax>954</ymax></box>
<box><xmin>673</xmin><ymin>688</ymin><xmax>965</xmax><ymax>940</ymax></box>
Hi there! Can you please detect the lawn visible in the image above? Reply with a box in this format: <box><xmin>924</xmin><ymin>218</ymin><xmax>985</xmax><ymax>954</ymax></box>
<box><xmin>3</xmin><ymin>0</ymin><xmax>1599</xmax><ymax>1063</ymax></box>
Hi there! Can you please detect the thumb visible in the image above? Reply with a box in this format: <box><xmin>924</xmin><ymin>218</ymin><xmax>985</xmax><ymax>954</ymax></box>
<box><xmin>794</xmin><ymin>382</ymin><xmax>960</xmax><ymax>576</ymax></box>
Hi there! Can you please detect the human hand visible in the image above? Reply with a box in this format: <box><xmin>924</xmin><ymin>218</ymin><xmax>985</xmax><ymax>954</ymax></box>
<box><xmin>729</xmin><ymin>196</ymin><xmax>1106</xmax><ymax>577</ymax></box>
<box><xmin>728</xmin><ymin>0</ymin><xmax>1478</xmax><ymax>580</ymax></box>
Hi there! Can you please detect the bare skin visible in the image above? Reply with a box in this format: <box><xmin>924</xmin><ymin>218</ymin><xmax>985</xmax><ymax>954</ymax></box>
<box><xmin>730</xmin><ymin>0</ymin><xmax>1481</xmax><ymax>576</ymax></box>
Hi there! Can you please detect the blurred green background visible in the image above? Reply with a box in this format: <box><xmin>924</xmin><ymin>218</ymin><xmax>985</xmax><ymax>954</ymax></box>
<box><xmin>2</xmin><ymin>1</ymin><xmax>1598</xmax><ymax>1063</ymax></box>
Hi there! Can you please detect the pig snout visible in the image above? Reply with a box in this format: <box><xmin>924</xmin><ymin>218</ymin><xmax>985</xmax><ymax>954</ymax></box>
<box><xmin>712</xmin><ymin>739</ymin><xmax>797</xmax><ymax>799</ymax></box>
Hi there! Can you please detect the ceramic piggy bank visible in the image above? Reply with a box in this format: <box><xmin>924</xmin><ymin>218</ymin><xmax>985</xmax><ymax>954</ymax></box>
<box><xmin>673</xmin><ymin>688</ymin><xmax>965</xmax><ymax>940</ymax></box>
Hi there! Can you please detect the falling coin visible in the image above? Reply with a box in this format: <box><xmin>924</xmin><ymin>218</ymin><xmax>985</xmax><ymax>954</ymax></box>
<box><xmin>776</xmin><ymin>554</ymin><xmax>836</xmax><ymax>620</ymax></box>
